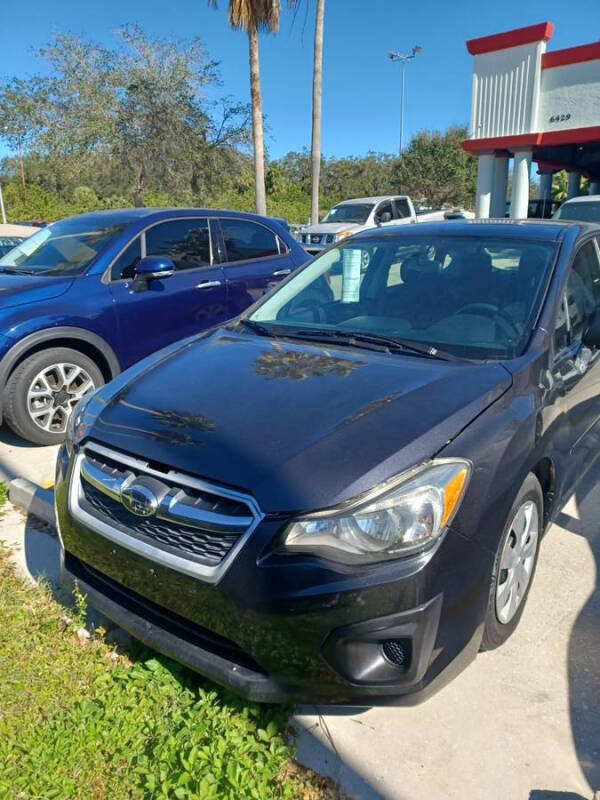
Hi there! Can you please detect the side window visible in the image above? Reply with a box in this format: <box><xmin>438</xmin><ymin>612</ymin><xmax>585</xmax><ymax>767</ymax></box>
<box><xmin>375</xmin><ymin>201</ymin><xmax>393</xmax><ymax>222</ymax></box>
<box><xmin>393</xmin><ymin>198</ymin><xmax>411</xmax><ymax>219</ymax></box>
<box><xmin>554</xmin><ymin>240</ymin><xmax>600</xmax><ymax>352</ymax></box>
<box><xmin>220</xmin><ymin>219</ymin><xmax>278</xmax><ymax>263</ymax></box>
<box><xmin>145</xmin><ymin>219</ymin><xmax>211</xmax><ymax>271</ymax></box>
<box><xmin>111</xmin><ymin>237</ymin><xmax>141</xmax><ymax>281</ymax></box>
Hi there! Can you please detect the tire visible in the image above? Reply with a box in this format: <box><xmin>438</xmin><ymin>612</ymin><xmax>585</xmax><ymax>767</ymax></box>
<box><xmin>3</xmin><ymin>347</ymin><xmax>104</xmax><ymax>445</ymax></box>
<box><xmin>480</xmin><ymin>473</ymin><xmax>543</xmax><ymax>651</ymax></box>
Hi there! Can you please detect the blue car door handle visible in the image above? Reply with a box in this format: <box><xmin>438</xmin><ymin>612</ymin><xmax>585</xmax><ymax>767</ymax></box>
<box><xmin>272</xmin><ymin>269</ymin><xmax>291</xmax><ymax>277</ymax></box>
<box><xmin>196</xmin><ymin>280</ymin><xmax>223</xmax><ymax>289</ymax></box>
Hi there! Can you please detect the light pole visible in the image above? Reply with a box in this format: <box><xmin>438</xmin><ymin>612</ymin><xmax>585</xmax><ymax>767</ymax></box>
<box><xmin>388</xmin><ymin>45</ymin><xmax>422</xmax><ymax>154</ymax></box>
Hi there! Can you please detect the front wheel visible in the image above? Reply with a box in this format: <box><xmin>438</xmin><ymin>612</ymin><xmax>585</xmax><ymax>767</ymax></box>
<box><xmin>480</xmin><ymin>473</ymin><xmax>543</xmax><ymax>651</ymax></box>
<box><xmin>3</xmin><ymin>347</ymin><xmax>104</xmax><ymax>445</ymax></box>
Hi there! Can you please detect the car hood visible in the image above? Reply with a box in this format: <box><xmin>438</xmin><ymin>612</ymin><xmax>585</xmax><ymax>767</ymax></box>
<box><xmin>302</xmin><ymin>222</ymin><xmax>364</xmax><ymax>235</ymax></box>
<box><xmin>86</xmin><ymin>329</ymin><xmax>512</xmax><ymax>514</ymax></box>
<box><xmin>0</xmin><ymin>273</ymin><xmax>74</xmax><ymax>316</ymax></box>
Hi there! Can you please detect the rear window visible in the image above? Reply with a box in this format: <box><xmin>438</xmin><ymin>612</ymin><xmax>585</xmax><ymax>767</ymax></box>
<box><xmin>555</xmin><ymin>201</ymin><xmax>600</xmax><ymax>222</ymax></box>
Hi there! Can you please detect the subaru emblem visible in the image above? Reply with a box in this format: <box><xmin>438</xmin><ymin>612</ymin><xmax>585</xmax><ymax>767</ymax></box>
<box><xmin>121</xmin><ymin>483</ymin><xmax>159</xmax><ymax>517</ymax></box>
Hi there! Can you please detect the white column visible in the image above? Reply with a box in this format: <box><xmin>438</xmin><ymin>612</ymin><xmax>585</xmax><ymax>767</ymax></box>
<box><xmin>510</xmin><ymin>150</ymin><xmax>532</xmax><ymax>219</ymax></box>
<box><xmin>490</xmin><ymin>156</ymin><xmax>509</xmax><ymax>217</ymax></box>
<box><xmin>475</xmin><ymin>154</ymin><xmax>495</xmax><ymax>219</ymax></box>
<box><xmin>567</xmin><ymin>171</ymin><xmax>581</xmax><ymax>200</ymax></box>
<box><xmin>539</xmin><ymin>173</ymin><xmax>553</xmax><ymax>201</ymax></box>
<box><xmin>589</xmin><ymin>180</ymin><xmax>600</xmax><ymax>195</ymax></box>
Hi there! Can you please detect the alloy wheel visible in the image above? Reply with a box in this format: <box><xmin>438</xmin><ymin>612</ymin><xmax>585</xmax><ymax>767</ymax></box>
<box><xmin>495</xmin><ymin>500</ymin><xmax>539</xmax><ymax>624</ymax></box>
<box><xmin>27</xmin><ymin>362</ymin><xmax>95</xmax><ymax>434</ymax></box>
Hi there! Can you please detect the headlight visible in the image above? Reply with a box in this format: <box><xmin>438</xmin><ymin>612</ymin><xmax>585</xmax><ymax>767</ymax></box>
<box><xmin>64</xmin><ymin>392</ymin><xmax>97</xmax><ymax>457</ymax></box>
<box><xmin>335</xmin><ymin>230</ymin><xmax>354</xmax><ymax>241</ymax></box>
<box><xmin>281</xmin><ymin>460</ymin><xmax>470</xmax><ymax>563</ymax></box>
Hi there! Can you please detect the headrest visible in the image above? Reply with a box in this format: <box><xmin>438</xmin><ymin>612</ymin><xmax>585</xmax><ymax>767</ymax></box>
<box><xmin>400</xmin><ymin>254</ymin><xmax>441</xmax><ymax>284</ymax></box>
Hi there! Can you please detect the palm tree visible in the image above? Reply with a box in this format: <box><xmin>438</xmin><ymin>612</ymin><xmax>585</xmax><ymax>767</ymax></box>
<box><xmin>310</xmin><ymin>0</ymin><xmax>325</xmax><ymax>225</ymax></box>
<box><xmin>208</xmin><ymin>0</ymin><xmax>280</xmax><ymax>215</ymax></box>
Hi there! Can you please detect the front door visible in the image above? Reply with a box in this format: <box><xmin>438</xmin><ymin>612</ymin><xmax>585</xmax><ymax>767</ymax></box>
<box><xmin>551</xmin><ymin>237</ymin><xmax>600</xmax><ymax>491</ymax></box>
<box><xmin>215</xmin><ymin>217</ymin><xmax>296</xmax><ymax>316</ymax></box>
<box><xmin>108</xmin><ymin>217</ymin><xmax>228</xmax><ymax>368</ymax></box>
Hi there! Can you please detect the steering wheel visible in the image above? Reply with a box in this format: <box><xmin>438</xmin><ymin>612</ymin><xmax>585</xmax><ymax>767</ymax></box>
<box><xmin>455</xmin><ymin>302</ymin><xmax>520</xmax><ymax>340</ymax></box>
<box><xmin>285</xmin><ymin>293</ymin><xmax>327</xmax><ymax>322</ymax></box>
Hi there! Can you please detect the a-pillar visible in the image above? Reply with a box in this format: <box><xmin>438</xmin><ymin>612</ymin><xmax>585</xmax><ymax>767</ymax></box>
<box><xmin>490</xmin><ymin>155</ymin><xmax>509</xmax><ymax>218</ymax></box>
<box><xmin>589</xmin><ymin>180</ymin><xmax>600</xmax><ymax>195</ymax></box>
<box><xmin>509</xmin><ymin>150</ymin><xmax>532</xmax><ymax>219</ymax></box>
<box><xmin>567</xmin><ymin>170</ymin><xmax>581</xmax><ymax>199</ymax></box>
<box><xmin>475</xmin><ymin>154</ymin><xmax>495</xmax><ymax>218</ymax></box>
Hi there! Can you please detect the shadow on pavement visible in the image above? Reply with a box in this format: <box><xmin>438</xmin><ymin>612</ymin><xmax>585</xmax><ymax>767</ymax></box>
<box><xmin>529</xmin><ymin>792</ymin><xmax>590</xmax><ymax>799</ymax></box>
<box><xmin>0</xmin><ymin>424</ymin><xmax>38</xmax><ymax>448</ymax></box>
<box><xmin>557</xmin><ymin>464</ymin><xmax>600</xmax><ymax>795</ymax></box>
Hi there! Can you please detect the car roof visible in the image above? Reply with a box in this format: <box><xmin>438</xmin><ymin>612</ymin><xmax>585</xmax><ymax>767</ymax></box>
<box><xmin>352</xmin><ymin>218</ymin><xmax>598</xmax><ymax>243</ymax></box>
<box><xmin>561</xmin><ymin>195</ymin><xmax>600</xmax><ymax>204</ymax></box>
<box><xmin>52</xmin><ymin>208</ymin><xmax>290</xmax><ymax>229</ymax></box>
<box><xmin>335</xmin><ymin>196</ymin><xmax>407</xmax><ymax>205</ymax></box>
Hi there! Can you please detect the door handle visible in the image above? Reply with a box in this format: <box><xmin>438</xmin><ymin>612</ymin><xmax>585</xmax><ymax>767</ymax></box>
<box><xmin>272</xmin><ymin>269</ymin><xmax>291</xmax><ymax>277</ymax></box>
<box><xmin>196</xmin><ymin>280</ymin><xmax>222</xmax><ymax>289</ymax></box>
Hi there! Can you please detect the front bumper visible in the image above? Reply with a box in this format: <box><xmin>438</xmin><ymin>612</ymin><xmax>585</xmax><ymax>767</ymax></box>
<box><xmin>56</xmin><ymin>444</ymin><xmax>492</xmax><ymax>705</ymax></box>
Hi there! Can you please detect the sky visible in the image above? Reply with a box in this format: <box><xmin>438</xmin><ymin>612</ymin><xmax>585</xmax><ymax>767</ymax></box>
<box><xmin>0</xmin><ymin>0</ymin><xmax>598</xmax><ymax>162</ymax></box>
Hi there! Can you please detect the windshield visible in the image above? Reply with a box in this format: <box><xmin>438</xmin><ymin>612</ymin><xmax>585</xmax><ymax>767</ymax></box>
<box><xmin>554</xmin><ymin>201</ymin><xmax>600</xmax><ymax>222</ymax></box>
<box><xmin>321</xmin><ymin>204</ymin><xmax>374</xmax><ymax>225</ymax></box>
<box><xmin>249</xmin><ymin>235</ymin><xmax>556</xmax><ymax>360</ymax></box>
<box><xmin>0</xmin><ymin>219</ymin><xmax>126</xmax><ymax>275</ymax></box>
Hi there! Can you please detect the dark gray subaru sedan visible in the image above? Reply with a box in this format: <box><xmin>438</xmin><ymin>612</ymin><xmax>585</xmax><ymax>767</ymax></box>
<box><xmin>55</xmin><ymin>220</ymin><xmax>600</xmax><ymax>704</ymax></box>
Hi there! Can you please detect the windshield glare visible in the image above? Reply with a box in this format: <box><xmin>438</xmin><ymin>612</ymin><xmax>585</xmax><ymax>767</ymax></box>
<box><xmin>250</xmin><ymin>235</ymin><xmax>557</xmax><ymax>360</ymax></box>
<box><xmin>322</xmin><ymin>204</ymin><xmax>374</xmax><ymax>225</ymax></box>
<box><xmin>0</xmin><ymin>219</ymin><xmax>126</xmax><ymax>275</ymax></box>
<box><xmin>555</xmin><ymin>201</ymin><xmax>600</xmax><ymax>222</ymax></box>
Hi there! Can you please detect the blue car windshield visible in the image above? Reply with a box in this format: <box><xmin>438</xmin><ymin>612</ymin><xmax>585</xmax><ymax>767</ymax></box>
<box><xmin>0</xmin><ymin>219</ymin><xmax>126</xmax><ymax>276</ymax></box>
<box><xmin>249</xmin><ymin>235</ymin><xmax>558</xmax><ymax>360</ymax></box>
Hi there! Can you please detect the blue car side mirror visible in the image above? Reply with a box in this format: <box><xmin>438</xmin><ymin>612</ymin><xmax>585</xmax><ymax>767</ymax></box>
<box><xmin>135</xmin><ymin>256</ymin><xmax>175</xmax><ymax>281</ymax></box>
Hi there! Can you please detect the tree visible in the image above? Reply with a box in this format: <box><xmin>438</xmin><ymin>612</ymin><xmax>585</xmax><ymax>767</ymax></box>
<box><xmin>208</xmin><ymin>0</ymin><xmax>283</xmax><ymax>216</ymax></box>
<box><xmin>0</xmin><ymin>28</ymin><xmax>252</xmax><ymax>207</ymax></box>
<box><xmin>310</xmin><ymin>0</ymin><xmax>325</xmax><ymax>225</ymax></box>
<box><xmin>393</xmin><ymin>126</ymin><xmax>477</xmax><ymax>208</ymax></box>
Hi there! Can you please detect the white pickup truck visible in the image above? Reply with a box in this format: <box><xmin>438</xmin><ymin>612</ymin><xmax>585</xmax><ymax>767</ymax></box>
<box><xmin>297</xmin><ymin>195</ymin><xmax>416</xmax><ymax>255</ymax></box>
<box><xmin>297</xmin><ymin>196</ymin><xmax>473</xmax><ymax>254</ymax></box>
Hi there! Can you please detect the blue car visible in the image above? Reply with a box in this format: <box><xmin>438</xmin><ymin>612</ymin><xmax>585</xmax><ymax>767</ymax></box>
<box><xmin>0</xmin><ymin>208</ymin><xmax>308</xmax><ymax>444</ymax></box>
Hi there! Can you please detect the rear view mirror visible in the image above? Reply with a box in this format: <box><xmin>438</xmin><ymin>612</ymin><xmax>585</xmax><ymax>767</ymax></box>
<box><xmin>132</xmin><ymin>256</ymin><xmax>174</xmax><ymax>291</ymax></box>
<box><xmin>583</xmin><ymin>309</ymin><xmax>600</xmax><ymax>348</ymax></box>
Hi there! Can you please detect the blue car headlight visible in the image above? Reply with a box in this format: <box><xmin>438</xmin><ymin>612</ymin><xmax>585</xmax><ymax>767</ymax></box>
<box><xmin>281</xmin><ymin>459</ymin><xmax>471</xmax><ymax>563</ymax></box>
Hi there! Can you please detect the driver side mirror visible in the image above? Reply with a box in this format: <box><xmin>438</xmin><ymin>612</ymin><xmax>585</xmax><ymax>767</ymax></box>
<box><xmin>377</xmin><ymin>211</ymin><xmax>393</xmax><ymax>224</ymax></box>
<box><xmin>583</xmin><ymin>308</ymin><xmax>600</xmax><ymax>348</ymax></box>
<box><xmin>132</xmin><ymin>256</ymin><xmax>175</xmax><ymax>291</ymax></box>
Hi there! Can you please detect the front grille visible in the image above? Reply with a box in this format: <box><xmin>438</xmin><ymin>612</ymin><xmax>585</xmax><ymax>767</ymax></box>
<box><xmin>82</xmin><ymin>481</ymin><xmax>237</xmax><ymax>565</ymax></box>
<box><xmin>73</xmin><ymin>442</ymin><xmax>261</xmax><ymax>578</ymax></box>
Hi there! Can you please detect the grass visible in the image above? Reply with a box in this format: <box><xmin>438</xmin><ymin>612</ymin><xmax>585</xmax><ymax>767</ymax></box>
<box><xmin>0</xmin><ymin>539</ymin><xmax>340</xmax><ymax>800</ymax></box>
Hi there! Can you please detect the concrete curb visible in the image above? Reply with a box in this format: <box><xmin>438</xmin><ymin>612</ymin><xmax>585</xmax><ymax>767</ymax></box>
<box><xmin>8</xmin><ymin>478</ymin><xmax>56</xmax><ymax>529</ymax></box>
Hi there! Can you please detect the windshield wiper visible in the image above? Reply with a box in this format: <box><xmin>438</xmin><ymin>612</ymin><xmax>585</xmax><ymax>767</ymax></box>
<box><xmin>280</xmin><ymin>328</ymin><xmax>460</xmax><ymax>361</ymax></box>
<box><xmin>0</xmin><ymin>267</ymin><xmax>36</xmax><ymax>275</ymax></box>
<box><xmin>237</xmin><ymin>318</ymin><xmax>275</xmax><ymax>338</ymax></box>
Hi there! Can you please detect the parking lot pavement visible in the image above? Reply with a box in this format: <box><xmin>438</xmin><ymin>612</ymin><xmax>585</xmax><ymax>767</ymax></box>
<box><xmin>0</xmin><ymin>426</ymin><xmax>59</xmax><ymax>487</ymax></box>
<box><xmin>295</xmin><ymin>466</ymin><xmax>600</xmax><ymax>800</ymax></box>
